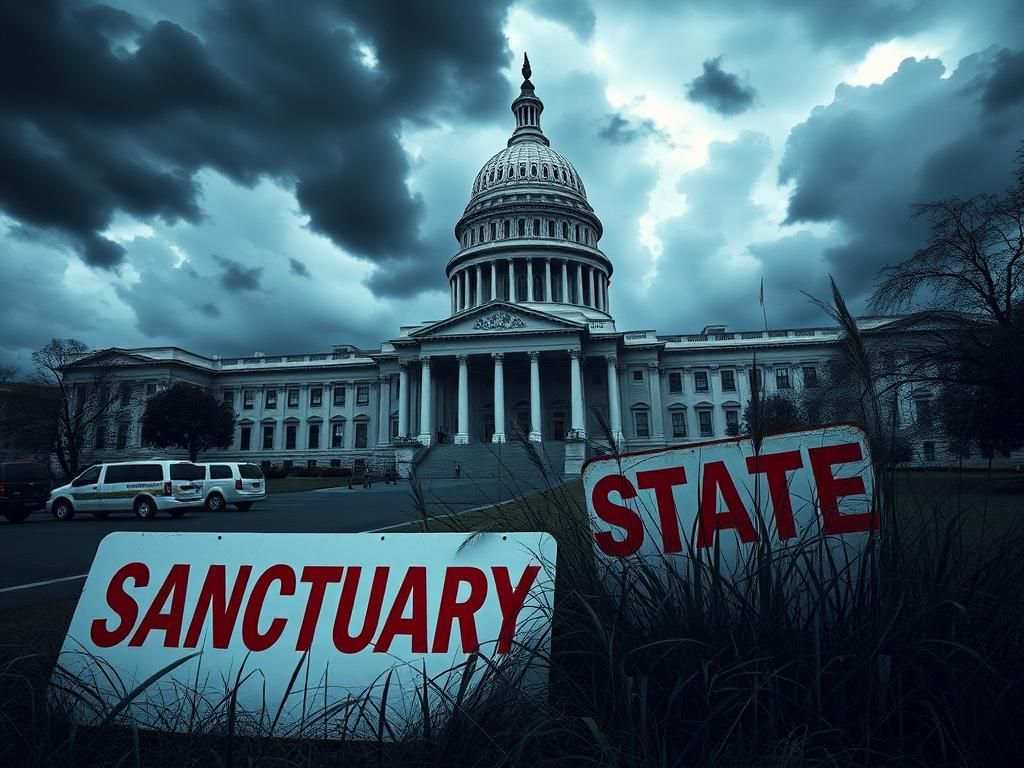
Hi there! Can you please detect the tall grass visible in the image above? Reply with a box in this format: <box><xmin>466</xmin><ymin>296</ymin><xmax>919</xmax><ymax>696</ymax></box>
<box><xmin>3</xmin><ymin>285</ymin><xmax>1024</xmax><ymax>766</ymax></box>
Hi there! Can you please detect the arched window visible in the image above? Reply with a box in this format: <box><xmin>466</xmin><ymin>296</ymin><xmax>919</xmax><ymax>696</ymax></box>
<box><xmin>520</xmin><ymin>163</ymin><xmax>527</xmax><ymax>177</ymax></box>
<box><xmin>489</xmin><ymin>170</ymin><xmax>494</xmax><ymax>183</ymax></box>
<box><xmin>533</xmin><ymin>218</ymin><xmax>540</xmax><ymax>236</ymax></box>
<box><xmin>479</xmin><ymin>225</ymin><xmax>484</xmax><ymax>242</ymax></box>
<box><xmin>553</xmin><ymin>167</ymin><xmax>560</xmax><ymax>180</ymax></box>
<box><xmin>562</xmin><ymin>222</ymin><xmax>569</xmax><ymax>239</ymax></box>
<box><xmin>517</xmin><ymin>219</ymin><xmax>525</xmax><ymax>237</ymax></box>
<box><xmin>471</xmin><ymin>229</ymin><xmax>475</xmax><ymax>245</ymax></box>
<box><xmin>542</xmin><ymin>165</ymin><xmax>548</xmax><ymax>178</ymax></box>
<box><xmin>503</xmin><ymin>220</ymin><xmax>510</xmax><ymax>239</ymax></box>
<box><xmin>575</xmin><ymin>224</ymin><xmax>580</xmax><ymax>242</ymax></box>
<box><xmin>490</xmin><ymin>221</ymin><xmax>496</xmax><ymax>240</ymax></box>
<box><xmin>508</xmin><ymin>165</ymin><xmax>514</xmax><ymax>178</ymax></box>
<box><xmin>531</xmin><ymin>164</ymin><xmax>537</xmax><ymax>176</ymax></box>
<box><xmin>548</xmin><ymin>220</ymin><xmax>555</xmax><ymax>237</ymax></box>
<box><xmin>584</xmin><ymin>227</ymin><xmax>590</xmax><ymax>244</ymax></box>
<box><xmin>497</xmin><ymin>167</ymin><xmax>503</xmax><ymax>180</ymax></box>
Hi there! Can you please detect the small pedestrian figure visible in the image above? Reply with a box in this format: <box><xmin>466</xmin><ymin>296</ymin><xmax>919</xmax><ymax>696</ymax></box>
<box><xmin>454</xmin><ymin>462</ymin><xmax>462</xmax><ymax>479</ymax></box>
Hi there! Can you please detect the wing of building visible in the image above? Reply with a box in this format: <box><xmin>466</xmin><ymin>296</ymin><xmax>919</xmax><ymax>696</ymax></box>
<box><xmin>58</xmin><ymin>58</ymin><xmax>1019</xmax><ymax>476</ymax></box>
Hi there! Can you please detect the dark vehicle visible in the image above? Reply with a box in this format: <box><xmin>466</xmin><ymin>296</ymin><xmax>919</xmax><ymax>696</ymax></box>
<box><xmin>0</xmin><ymin>461</ymin><xmax>54</xmax><ymax>523</ymax></box>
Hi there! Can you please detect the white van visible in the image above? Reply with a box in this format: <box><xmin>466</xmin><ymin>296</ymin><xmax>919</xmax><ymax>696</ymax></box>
<box><xmin>48</xmin><ymin>461</ymin><xmax>205</xmax><ymax>521</ymax></box>
<box><xmin>197</xmin><ymin>462</ymin><xmax>266</xmax><ymax>511</ymax></box>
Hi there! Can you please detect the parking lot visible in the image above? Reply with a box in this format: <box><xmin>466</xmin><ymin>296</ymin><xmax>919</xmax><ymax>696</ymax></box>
<box><xmin>0</xmin><ymin>478</ymin><xmax>515</xmax><ymax>611</ymax></box>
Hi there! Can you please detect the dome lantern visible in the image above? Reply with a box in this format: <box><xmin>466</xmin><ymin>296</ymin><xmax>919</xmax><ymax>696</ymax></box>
<box><xmin>508</xmin><ymin>52</ymin><xmax>548</xmax><ymax>147</ymax></box>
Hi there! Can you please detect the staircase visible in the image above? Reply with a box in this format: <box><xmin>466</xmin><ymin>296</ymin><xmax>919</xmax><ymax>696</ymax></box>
<box><xmin>413</xmin><ymin>440</ymin><xmax>566</xmax><ymax>491</ymax></box>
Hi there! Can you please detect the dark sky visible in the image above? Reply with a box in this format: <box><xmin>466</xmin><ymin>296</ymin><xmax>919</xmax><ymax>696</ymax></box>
<box><xmin>1</xmin><ymin>0</ymin><xmax>1023</xmax><ymax>367</ymax></box>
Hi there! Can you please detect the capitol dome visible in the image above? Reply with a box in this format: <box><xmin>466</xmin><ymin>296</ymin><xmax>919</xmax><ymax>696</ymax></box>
<box><xmin>445</xmin><ymin>54</ymin><xmax>612</xmax><ymax>320</ymax></box>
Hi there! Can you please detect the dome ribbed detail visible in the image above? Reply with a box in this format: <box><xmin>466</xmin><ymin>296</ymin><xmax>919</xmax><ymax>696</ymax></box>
<box><xmin>470</xmin><ymin>143</ymin><xmax>587</xmax><ymax>200</ymax></box>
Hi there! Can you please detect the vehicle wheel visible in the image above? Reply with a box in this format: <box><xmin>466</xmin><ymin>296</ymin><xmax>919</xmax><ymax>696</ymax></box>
<box><xmin>205</xmin><ymin>492</ymin><xmax>226</xmax><ymax>513</ymax></box>
<box><xmin>51</xmin><ymin>498</ymin><xmax>75</xmax><ymax>521</ymax></box>
<box><xmin>92</xmin><ymin>511</ymin><xmax>111</xmax><ymax>519</ymax></box>
<box><xmin>134</xmin><ymin>497</ymin><xmax>158</xmax><ymax>520</ymax></box>
<box><xmin>168</xmin><ymin>508</ymin><xmax>187</xmax><ymax>519</ymax></box>
<box><xmin>234</xmin><ymin>502</ymin><xmax>253</xmax><ymax>511</ymax></box>
<box><xmin>3</xmin><ymin>506</ymin><xmax>31</xmax><ymax>523</ymax></box>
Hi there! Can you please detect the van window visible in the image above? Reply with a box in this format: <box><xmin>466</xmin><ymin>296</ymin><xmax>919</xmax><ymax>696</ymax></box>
<box><xmin>103</xmin><ymin>465</ymin><xmax>133</xmax><ymax>484</ymax></box>
<box><xmin>170</xmin><ymin>463</ymin><xmax>204</xmax><ymax>481</ymax></box>
<box><xmin>210</xmin><ymin>465</ymin><xmax>233</xmax><ymax>480</ymax></box>
<box><xmin>134</xmin><ymin>464</ymin><xmax>163</xmax><ymax>482</ymax></box>
<box><xmin>238</xmin><ymin>464</ymin><xmax>264</xmax><ymax>480</ymax></box>
<box><xmin>2</xmin><ymin>463</ymin><xmax>51</xmax><ymax>482</ymax></box>
<box><xmin>73</xmin><ymin>466</ymin><xmax>102</xmax><ymax>486</ymax></box>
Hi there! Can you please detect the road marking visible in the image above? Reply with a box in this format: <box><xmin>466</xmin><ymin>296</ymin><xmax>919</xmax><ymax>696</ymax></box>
<box><xmin>0</xmin><ymin>574</ymin><xmax>88</xmax><ymax>594</ymax></box>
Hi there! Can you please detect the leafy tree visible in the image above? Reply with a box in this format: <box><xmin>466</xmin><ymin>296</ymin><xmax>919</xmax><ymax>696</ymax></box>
<box><xmin>141</xmin><ymin>382</ymin><xmax>235</xmax><ymax>461</ymax></box>
<box><xmin>742</xmin><ymin>392</ymin><xmax>802</xmax><ymax>436</ymax></box>
<box><xmin>31</xmin><ymin>338</ymin><xmax>122</xmax><ymax>477</ymax></box>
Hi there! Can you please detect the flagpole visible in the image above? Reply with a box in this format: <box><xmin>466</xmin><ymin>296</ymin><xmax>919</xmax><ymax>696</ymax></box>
<box><xmin>760</xmin><ymin>276</ymin><xmax>768</xmax><ymax>332</ymax></box>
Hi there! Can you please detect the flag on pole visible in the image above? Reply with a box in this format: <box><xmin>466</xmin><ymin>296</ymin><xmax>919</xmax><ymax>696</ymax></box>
<box><xmin>759</xmin><ymin>277</ymin><xmax>764</xmax><ymax>306</ymax></box>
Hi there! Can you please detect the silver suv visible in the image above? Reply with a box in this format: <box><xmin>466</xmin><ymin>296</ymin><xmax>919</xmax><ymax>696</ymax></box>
<box><xmin>197</xmin><ymin>462</ymin><xmax>266</xmax><ymax>512</ymax></box>
<box><xmin>48</xmin><ymin>461</ymin><xmax>205</xmax><ymax>520</ymax></box>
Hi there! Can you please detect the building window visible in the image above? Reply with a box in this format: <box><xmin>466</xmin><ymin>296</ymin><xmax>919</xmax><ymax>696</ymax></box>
<box><xmin>489</xmin><ymin>222</ymin><xmax>496</xmax><ymax>240</ymax></box>
<box><xmin>263</xmin><ymin>389</ymin><xmax>276</xmax><ymax>409</ymax></box>
<box><xmin>668</xmin><ymin>371</ymin><xmax>682</xmax><ymax>394</ymax></box>
<box><xmin>146</xmin><ymin>383</ymin><xmax>156</xmax><ymax>397</ymax></box>
<box><xmin>332</xmin><ymin>423</ymin><xmax>344</xmax><ymax>448</ymax></box>
<box><xmin>634</xmin><ymin>411</ymin><xmax>650</xmax><ymax>438</ymax></box>
<box><xmin>721</xmin><ymin>370</ymin><xmax>736</xmax><ymax>392</ymax></box>
<box><xmin>632</xmin><ymin>369</ymin><xmax>644</xmax><ymax>383</ymax></box>
<box><xmin>776</xmin><ymin>369</ymin><xmax>792</xmax><ymax>389</ymax></box>
<box><xmin>575</xmin><ymin>224</ymin><xmax>580</xmax><ymax>242</ymax></box>
<box><xmin>915</xmin><ymin>397</ymin><xmax>933</xmax><ymax>428</ymax></box>
<box><xmin>517</xmin><ymin>219</ymin><xmax>525</xmax><ymax>237</ymax></box>
<box><xmin>310</xmin><ymin>387</ymin><xmax>323</xmax><ymax>408</ymax></box>
<box><xmin>548</xmin><ymin>220</ymin><xmax>555</xmax><ymax>237</ymax></box>
<box><xmin>116</xmin><ymin>422</ymin><xmax>129</xmax><ymax>450</ymax></box>
<box><xmin>503</xmin><ymin>220</ymin><xmax>510</xmax><ymax>238</ymax></box>
<box><xmin>95</xmin><ymin>422</ymin><xmax>106</xmax><ymax>449</ymax></box>
<box><xmin>694</xmin><ymin>371</ymin><xmax>709</xmax><ymax>392</ymax></box>
<box><xmin>262</xmin><ymin>425</ymin><xmax>274</xmax><ymax>450</ymax></box>
<box><xmin>287</xmin><ymin>388</ymin><xmax>299</xmax><ymax>408</ymax></box>
<box><xmin>391</xmin><ymin>417</ymin><xmax>399</xmax><ymax>438</ymax></box>
<box><xmin>223</xmin><ymin>390</ymin><xmax>235</xmax><ymax>406</ymax></box>
<box><xmin>333</xmin><ymin>386</ymin><xmax>346</xmax><ymax>407</ymax></box>
<box><xmin>562</xmin><ymin>222</ymin><xmax>569</xmax><ymax>239</ymax></box>
<box><xmin>671</xmin><ymin>411</ymin><xmax>686</xmax><ymax>438</ymax></box>
<box><xmin>285</xmin><ymin>424</ymin><xmax>297</xmax><ymax>450</ymax></box>
<box><xmin>533</xmin><ymin>218</ymin><xmax>540</xmax><ymax>235</ymax></box>
<box><xmin>923</xmin><ymin>441</ymin><xmax>936</xmax><ymax>462</ymax></box>
<box><xmin>591</xmin><ymin>369</ymin><xmax>606</xmax><ymax>386</ymax></box>
<box><xmin>243</xmin><ymin>389</ymin><xmax>255</xmax><ymax>410</ymax></box>
<box><xmin>725</xmin><ymin>410</ymin><xmax>740</xmax><ymax>436</ymax></box>
<box><xmin>803</xmin><ymin>367</ymin><xmax>818</xmax><ymax>388</ymax></box>
<box><xmin>698</xmin><ymin>410</ymin><xmax>714</xmax><ymax>437</ymax></box>
<box><xmin>750</xmin><ymin>368</ymin><xmax>763</xmax><ymax>390</ymax></box>
<box><xmin>308</xmin><ymin>423</ymin><xmax>320</xmax><ymax>449</ymax></box>
<box><xmin>356</xmin><ymin>384</ymin><xmax>369</xmax><ymax>405</ymax></box>
<box><xmin>240</xmin><ymin>426</ymin><xmax>251</xmax><ymax>451</ymax></box>
<box><xmin>355</xmin><ymin>422</ymin><xmax>368</xmax><ymax>448</ymax></box>
<box><xmin>119</xmin><ymin>382</ymin><xmax>131</xmax><ymax>408</ymax></box>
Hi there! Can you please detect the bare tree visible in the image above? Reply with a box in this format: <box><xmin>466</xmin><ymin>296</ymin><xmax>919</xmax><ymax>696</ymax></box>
<box><xmin>31</xmin><ymin>338</ymin><xmax>123</xmax><ymax>478</ymax></box>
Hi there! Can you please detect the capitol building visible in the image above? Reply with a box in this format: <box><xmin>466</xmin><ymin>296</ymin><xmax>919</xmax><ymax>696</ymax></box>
<box><xmin>66</xmin><ymin>58</ymin><xmax>968</xmax><ymax>475</ymax></box>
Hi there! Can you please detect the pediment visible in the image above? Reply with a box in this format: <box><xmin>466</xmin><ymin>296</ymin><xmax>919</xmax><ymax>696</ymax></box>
<box><xmin>409</xmin><ymin>302</ymin><xmax>584</xmax><ymax>339</ymax></box>
<box><xmin>65</xmin><ymin>348</ymin><xmax>153</xmax><ymax>369</ymax></box>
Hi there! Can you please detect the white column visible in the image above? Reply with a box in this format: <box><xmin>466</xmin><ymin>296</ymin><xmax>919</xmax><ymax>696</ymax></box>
<box><xmin>527</xmin><ymin>259</ymin><xmax>535</xmax><ymax>301</ymax></box>
<box><xmin>449</xmin><ymin>279</ymin><xmax>454</xmax><ymax>313</ymax></box>
<box><xmin>649</xmin><ymin>363</ymin><xmax>665</xmax><ymax>440</ymax></box>
<box><xmin>561</xmin><ymin>260</ymin><xmax>569</xmax><ymax>304</ymax></box>
<box><xmin>398</xmin><ymin>363</ymin><xmax>409</xmax><ymax>437</ymax></box>
<box><xmin>492</xmin><ymin>353</ymin><xmax>506</xmax><ymax>442</ymax></box>
<box><xmin>490</xmin><ymin>262</ymin><xmax>497</xmax><ymax>301</ymax></box>
<box><xmin>528</xmin><ymin>351</ymin><xmax>542</xmax><ymax>442</ymax></box>
<box><xmin>461</xmin><ymin>270</ymin><xmax>468</xmax><ymax>311</ymax></box>
<box><xmin>376</xmin><ymin>376</ymin><xmax>389</xmax><ymax>444</ymax></box>
<box><xmin>508</xmin><ymin>260</ymin><xmax>516</xmax><ymax>302</ymax></box>
<box><xmin>595</xmin><ymin>272</ymin><xmax>603</xmax><ymax>311</ymax></box>
<box><xmin>418</xmin><ymin>356</ymin><xmax>432</xmax><ymax>445</ymax></box>
<box><xmin>576</xmin><ymin>263</ymin><xmax>584</xmax><ymax>304</ymax></box>
<box><xmin>588</xmin><ymin>267</ymin><xmax>596</xmax><ymax>308</ymax></box>
<box><xmin>455</xmin><ymin>355</ymin><xmax>470</xmax><ymax>444</ymax></box>
<box><xmin>544</xmin><ymin>259</ymin><xmax>553</xmax><ymax>302</ymax></box>
<box><xmin>476</xmin><ymin>265</ymin><xmax>483</xmax><ymax>306</ymax></box>
<box><xmin>569</xmin><ymin>348</ymin><xmax>585</xmax><ymax>438</ymax></box>
<box><xmin>607</xmin><ymin>355</ymin><xmax>623</xmax><ymax>444</ymax></box>
<box><xmin>604</xmin><ymin>275</ymin><xmax>610</xmax><ymax>312</ymax></box>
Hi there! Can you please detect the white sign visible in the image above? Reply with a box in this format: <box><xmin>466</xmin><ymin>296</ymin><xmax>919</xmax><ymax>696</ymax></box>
<box><xmin>583</xmin><ymin>424</ymin><xmax>877</xmax><ymax>580</ymax></box>
<box><xmin>51</xmin><ymin>532</ymin><xmax>555</xmax><ymax>738</ymax></box>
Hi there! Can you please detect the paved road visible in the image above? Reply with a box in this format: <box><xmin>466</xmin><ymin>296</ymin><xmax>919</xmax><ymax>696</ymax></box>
<box><xmin>0</xmin><ymin>478</ymin><xmax>514</xmax><ymax>611</ymax></box>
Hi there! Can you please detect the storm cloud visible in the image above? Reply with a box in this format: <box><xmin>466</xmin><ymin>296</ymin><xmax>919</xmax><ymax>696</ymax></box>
<box><xmin>686</xmin><ymin>57</ymin><xmax>757</xmax><ymax>116</ymax></box>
